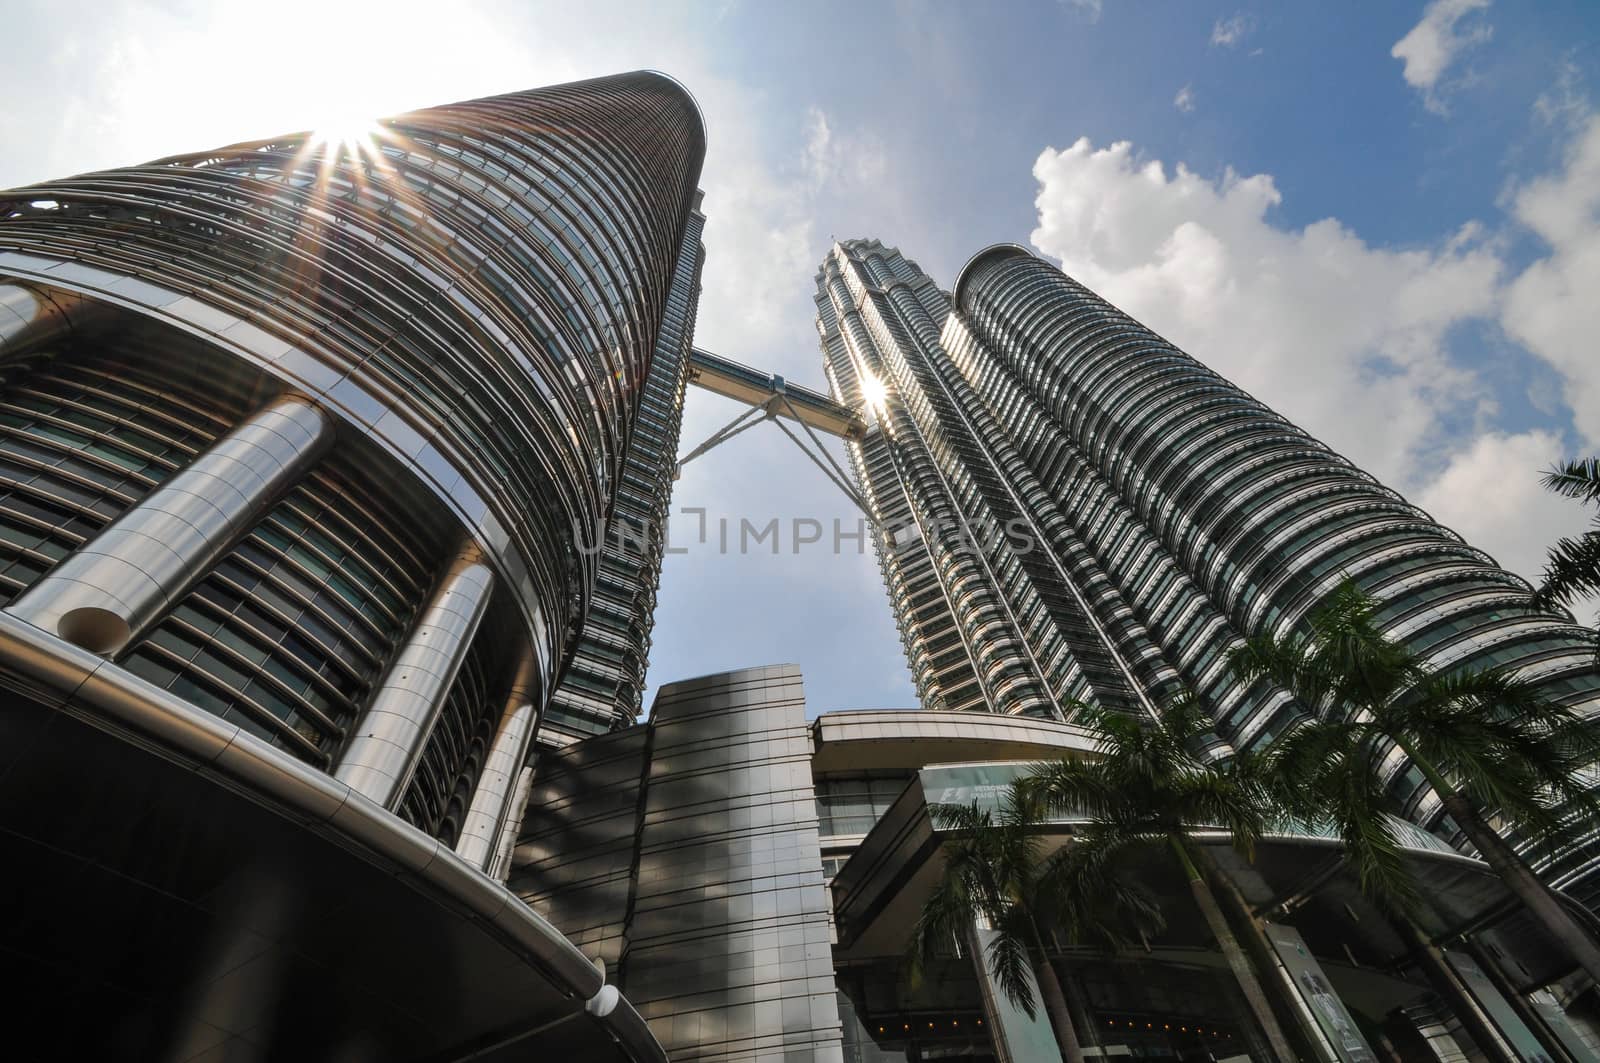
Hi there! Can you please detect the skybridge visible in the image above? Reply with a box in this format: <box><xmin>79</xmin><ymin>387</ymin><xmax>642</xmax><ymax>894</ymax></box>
<box><xmin>678</xmin><ymin>346</ymin><xmax>870</xmax><ymax>513</ymax></box>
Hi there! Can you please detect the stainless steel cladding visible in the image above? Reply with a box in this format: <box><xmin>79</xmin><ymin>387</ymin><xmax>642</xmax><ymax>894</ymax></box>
<box><xmin>453</xmin><ymin>654</ymin><xmax>539</xmax><ymax>870</ymax></box>
<box><xmin>0</xmin><ymin>71</ymin><xmax>706</xmax><ymax>713</ymax></box>
<box><xmin>0</xmin><ymin>71</ymin><xmax>704</xmax><ymax>1060</ymax></box>
<box><xmin>10</xmin><ymin>395</ymin><xmax>332</xmax><ymax>655</ymax></box>
<box><xmin>334</xmin><ymin>551</ymin><xmax>495</xmax><ymax>809</ymax></box>
<box><xmin>818</xmin><ymin>237</ymin><xmax>1600</xmax><ymax>904</ymax></box>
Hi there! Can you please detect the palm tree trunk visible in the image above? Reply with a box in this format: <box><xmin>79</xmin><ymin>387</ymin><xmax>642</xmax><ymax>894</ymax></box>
<box><xmin>1055</xmin><ymin>952</ymin><xmax>1101</xmax><ymax>1052</ymax></box>
<box><xmin>1466</xmin><ymin>939</ymin><xmax>1582</xmax><ymax>1063</ymax></box>
<box><xmin>1437</xmin><ymin>791</ymin><xmax>1600</xmax><ymax>987</ymax></box>
<box><xmin>1375</xmin><ymin>1031</ymin><xmax>1406</xmax><ymax>1063</ymax></box>
<box><xmin>1389</xmin><ymin>909</ymin><xmax>1518</xmax><ymax>1063</ymax></box>
<box><xmin>1170</xmin><ymin>834</ymin><xmax>1298</xmax><ymax>1062</ymax></box>
<box><xmin>1204</xmin><ymin>852</ymin><xmax>1338</xmax><ymax>1062</ymax></box>
<box><xmin>1030</xmin><ymin>939</ymin><xmax>1087</xmax><ymax>1063</ymax></box>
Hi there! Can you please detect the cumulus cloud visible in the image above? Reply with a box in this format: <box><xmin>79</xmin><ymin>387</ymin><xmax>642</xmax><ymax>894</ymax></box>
<box><xmin>1210</xmin><ymin>12</ymin><xmax>1254</xmax><ymax>48</ymax></box>
<box><xmin>1027</xmin><ymin>108</ymin><xmax>1600</xmax><ymax>613</ymax></box>
<box><xmin>1501</xmin><ymin>113</ymin><xmax>1600</xmax><ymax>449</ymax></box>
<box><xmin>1391</xmin><ymin>0</ymin><xmax>1493</xmax><ymax>114</ymax></box>
<box><xmin>1029</xmin><ymin>138</ymin><xmax>1502</xmax><ymax>489</ymax></box>
<box><xmin>1173</xmin><ymin>85</ymin><xmax>1196</xmax><ymax>113</ymax></box>
<box><xmin>1417</xmin><ymin>429</ymin><xmax>1591</xmax><ymax>583</ymax></box>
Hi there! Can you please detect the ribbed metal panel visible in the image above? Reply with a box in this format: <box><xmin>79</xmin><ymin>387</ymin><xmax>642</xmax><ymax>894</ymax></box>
<box><xmin>543</xmin><ymin>202</ymin><xmax>706</xmax><ymax>743</ymax></box>
<box><xmin>956</xmin><ymin>248</ymin><xmax>1598</xmax><ymax>734</ymax></box>
<box><xmin>0</xmin><ymin>72</ymin><xmax>706</xmax><ymax>695</ymax></box>
<box><xmin>816</xmin><ymin>236</ymin><xmax>1600</xmax><ymax>901</ymax></box>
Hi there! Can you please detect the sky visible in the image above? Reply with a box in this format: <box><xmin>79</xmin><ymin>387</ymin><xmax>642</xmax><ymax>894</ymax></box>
<box><xmin>1</xmin><ymin>0</ymin><xmax>1597</xmax><ymax>717</ymax></box>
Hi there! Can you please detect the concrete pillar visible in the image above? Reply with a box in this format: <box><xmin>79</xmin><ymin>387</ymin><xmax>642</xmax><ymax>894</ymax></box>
<box><xmin>8</xmin><ymin>394</ymin><xmax>332</xmax><ymax>655</ymax></box>
<box><xmin>334</xmin><ymin>551</ymin><xmax>494</xmax><ymax>810</ymax></box>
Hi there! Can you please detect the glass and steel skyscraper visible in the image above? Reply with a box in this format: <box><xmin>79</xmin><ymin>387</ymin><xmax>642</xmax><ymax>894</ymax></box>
<box><xmin>0</xmin><ymin>72</ymin><xmax>703</xmax><ymax>1058</ymax></box>
<box><xmin>816</xmin><ymin>238</ymin><xmax>1600</xmax><ymax>898</ymax></box>
<box><xmin>542</xmin><ymin>196</ymin><xmax>705</xmax><ymax>746</ymax></box>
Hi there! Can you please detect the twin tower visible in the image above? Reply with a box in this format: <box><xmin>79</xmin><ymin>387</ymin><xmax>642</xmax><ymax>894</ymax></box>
<box><xmin>0</xmin><ymin>72</ymin><xmax>1596</xmax><ymax>1060</ymax></box>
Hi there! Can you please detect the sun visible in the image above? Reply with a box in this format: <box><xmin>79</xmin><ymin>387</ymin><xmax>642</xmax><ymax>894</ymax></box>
<box><xmin>307</xmin><ymin>111</ymin><xmax>380</xmax><ymax>154</ymax></box>
<box><xmin>304</xmin><ymin>94</ymin><xmax>385</xmax><ymax>156</ymax></box>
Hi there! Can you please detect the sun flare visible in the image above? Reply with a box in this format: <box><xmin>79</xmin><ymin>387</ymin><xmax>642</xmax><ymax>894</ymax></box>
<box><xmin>306</xmin><ymin>106</ymin><xmax>381</xmax><ymax>155</ymax></box>
<box><xmin>860</xmin><ymin>372</ymin><xmax>889</xmax><ymax>414</ymax></box>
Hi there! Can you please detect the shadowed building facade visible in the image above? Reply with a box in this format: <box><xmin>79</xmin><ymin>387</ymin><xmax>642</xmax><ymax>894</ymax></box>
<box><xmin>0</xmin><ymin>72</ymin><xmax>702</xmax><ymax>1059</ymax></box>
<box><xmin>815</xmin><ymin>238</ymin><xmax>1600</xmax><ymax>906</ymax></box>
<box><xmin>513</xmin><ymin>665</ymin><xmax>844</xmax><ymax>1063</ymax></box>
<box><xmin>514</xmin><ymin>663</ymin><xmax>1600</xmax><ymax>1063</ymax></box>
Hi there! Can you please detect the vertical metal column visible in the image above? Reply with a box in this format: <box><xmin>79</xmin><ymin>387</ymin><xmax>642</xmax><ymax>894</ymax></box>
<box><xmin>455</xmin><ymin>653</ymin><xmax>540</xmax><ymax>871</ymax></box>
<box><xmin>8</xmin><ymin>394</ymin><xmax>332</xmax><ymax>655</ymax></box>
<box><xmin>489</xmin><ymin>764</ymin><xmax>536</xmax><ymax>882</ymax></box>
<box><xmin>334</xmin><ymin>551</ymin><xmax>494</xmax><ymax>810</ymax></box>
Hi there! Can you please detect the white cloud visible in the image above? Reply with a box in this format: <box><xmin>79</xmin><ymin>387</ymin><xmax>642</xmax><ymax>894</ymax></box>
<box><xmin>1391</xmin><ymin>0</ymin><xmax>1493</xmax><ymax>115</ymax></box>
<box><xmin>1533</xmin><ymin>57</ymin><xmax>1589</xmax><ymax>130</ymax></box>
<box><xmin>1417</xmin><ymin>429</ymin><xmax>1591</xmax><ymax>585</ymax></box>
<box><xmin>1173</xmin><ymin>85</ymin><xmax>1196</xmax><ymax>113</ymax></box>
<box><xmin>802</xmin><ymin>106</ymin><xmax>888</xmax><ymax>190</ymax></box>
<box><xmin>1060</xmin><ymin>0</ymin><xmax>1103</xmax><ymax>22</ymax></box>
<box><xmin>1027</xmin><ymin>111</ymin><xmax>1600</xmax><ymax>618</ymax></box>
<box><xmin>1029</xmin><ymin>138</ymin><xmax>1502</xmax><ymax>490</ymax></box>
<box><xmin>1501</xmin><ymin>112</ymin><xmax>1600</xmax><ymax>449</ymax></box>
<box><xmin>1210</xmin><ymin>12</ymin><xmax>1254</xmax><ymax>48</ymax></box>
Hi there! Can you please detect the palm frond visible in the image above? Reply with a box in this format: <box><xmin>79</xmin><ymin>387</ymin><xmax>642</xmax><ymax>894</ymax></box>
<box><xmin>1157</xmin><ymin>689</ymin><xmax>1213</xmax><ymax>745</ymax></box>
<box><xmin>909</xmin><ymin>857</ymin><xmax>976</xmax><ymax>982</ymax></box>
<box><xmin>1229</xmin><ymin>632</ymin><xmax>1329</xmax><ymax>705</ymax></box>
<box><xmin>1334</xmin><ymin>744</ymin><xmax>1422</xmax><ymax>912</ymax></box>
<box><xmin>1027</xmin><ymin>758</ymin><xmax>1123</xmax><ymax>820</ymax></box>
<box><xmin>1532</xmin><ymin>531</ymin><xmax>1600</xmax><ymax>612</ymax></box>
<box><xmin>1541</xmin><ymin>457</ymin><xmax>1600</xmax><ymax>505</ymax></box>
<box><xmin>1038</xmin><ymin>826</ymin><xmax>1166</xmax><ymax>950</ymax></box>
<box><xmin>927</xmin><ymin>802</ymin><xmax>1011</xmax><ymax>921</ymax></box>
<box><xmin>985</xmin><ymin>907</ymin><xmax>1040</xmax><ymax>1018</ymax></box>
<box><xmin>1258</xmin><ymin>718</ymin><xmax>1359</xmax><ymax>824</ymax></box>
<box><xmin>1399</xmin><ymin>668</ymin><xmax>1600</xmax><ymax>831</ymax></box>
<box><xmin>996</xmin><ymin>784</ymin><xmax>1044</xmax><ymax>888</ymax></box>
<box><xmin>1175</xmin><ymin>766</ymin><xmax>1265</xmax><ymax>861</ymax></box>
<box><xmin>930</xmin><ymin>800</ymin><xmax>998</xmax><ymax>836</ymax></box>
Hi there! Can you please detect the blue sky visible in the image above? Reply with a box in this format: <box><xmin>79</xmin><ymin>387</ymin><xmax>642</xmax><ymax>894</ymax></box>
<box><xmin>2</xmin><ymin>1</ymin><xmax>1597</xmax><ymax>716</ymax></box>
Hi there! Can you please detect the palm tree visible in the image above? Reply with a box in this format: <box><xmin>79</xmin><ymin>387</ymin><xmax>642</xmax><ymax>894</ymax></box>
<box><xmin>1256</xmin><ymin>713</ymin><xmax>1427</xmax><ymax>913</ymax></box>
<box><xmin>910</xmin><ymin>781</ymin><xmax>1162</xmax><ymax>1063</ymax></box>
<box><xmin>1232</xmin><ymin>579</ymin><xmax>1600</xmax><ymax>986</ymax></box>
<box><xmin>1026</xmin><ymin>697</ymin><xmax>1302</xmax><ymax>1063</ymax></box>
<box><xmin>1533</xmin><ymin>456</ymin><xmax>1600</xmax><ymax>648</ymax></box>
<box><xmin>1255</xmin><ymin>720</ymin><xmax>1528</xmax><ymax>1062</ymax></box>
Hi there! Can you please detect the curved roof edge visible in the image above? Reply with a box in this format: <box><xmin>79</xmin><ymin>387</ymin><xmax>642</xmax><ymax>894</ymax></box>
<box><xmin>952</xmin><ymin>242</ymin><xmax>1035</xmax><ymax>310</ymax></box>
<box><xmin>0</xmin><ymin>609</ymin><xmax>666</xmax><ymax>1062</ymax></box>
<box><xmin>811</xmin><ymin>708</ymin><xmax>1098</xmax><ymax>775</ymax></box>
<box><xmin>636</xmin><ymin>69</ymin><xmax>708</xmax><ymax>154</ymax></box>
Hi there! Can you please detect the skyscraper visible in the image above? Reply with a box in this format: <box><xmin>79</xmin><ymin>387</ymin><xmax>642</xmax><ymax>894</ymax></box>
<box><xmin>542</xmin><ymin>196</ymin><xmax>706</xmax><ymax>747</ymax></box>
<box><xmin>3</xmin><ymin>57</ymin><xmax>1596</xmax><ymax>1060</ymax></box>
<box><xmin>0</xmin><ymin>72</ymin><xmax>702</xmax><ymax>1059</ymax></box>
<box><xmin>816</xmin><ymin>238</ymin><xmax>1600</xmax><ymax>900</ymax></box>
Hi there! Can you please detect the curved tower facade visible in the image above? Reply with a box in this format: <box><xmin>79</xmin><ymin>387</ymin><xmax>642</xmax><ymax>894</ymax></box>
<box><xmin>0</xmin><ymin>72</ymin><xmax>702</xmax><ymax>1060</ymax></box>
<box><xmin>542</xmin><ymin>195</ymin><xmax>706</xmax><ymax>746</ymax></box>
<box><xmin>817</xmin><ymin>238</ymin><xmax>1600</xmax><ymax>900</ymax></box>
